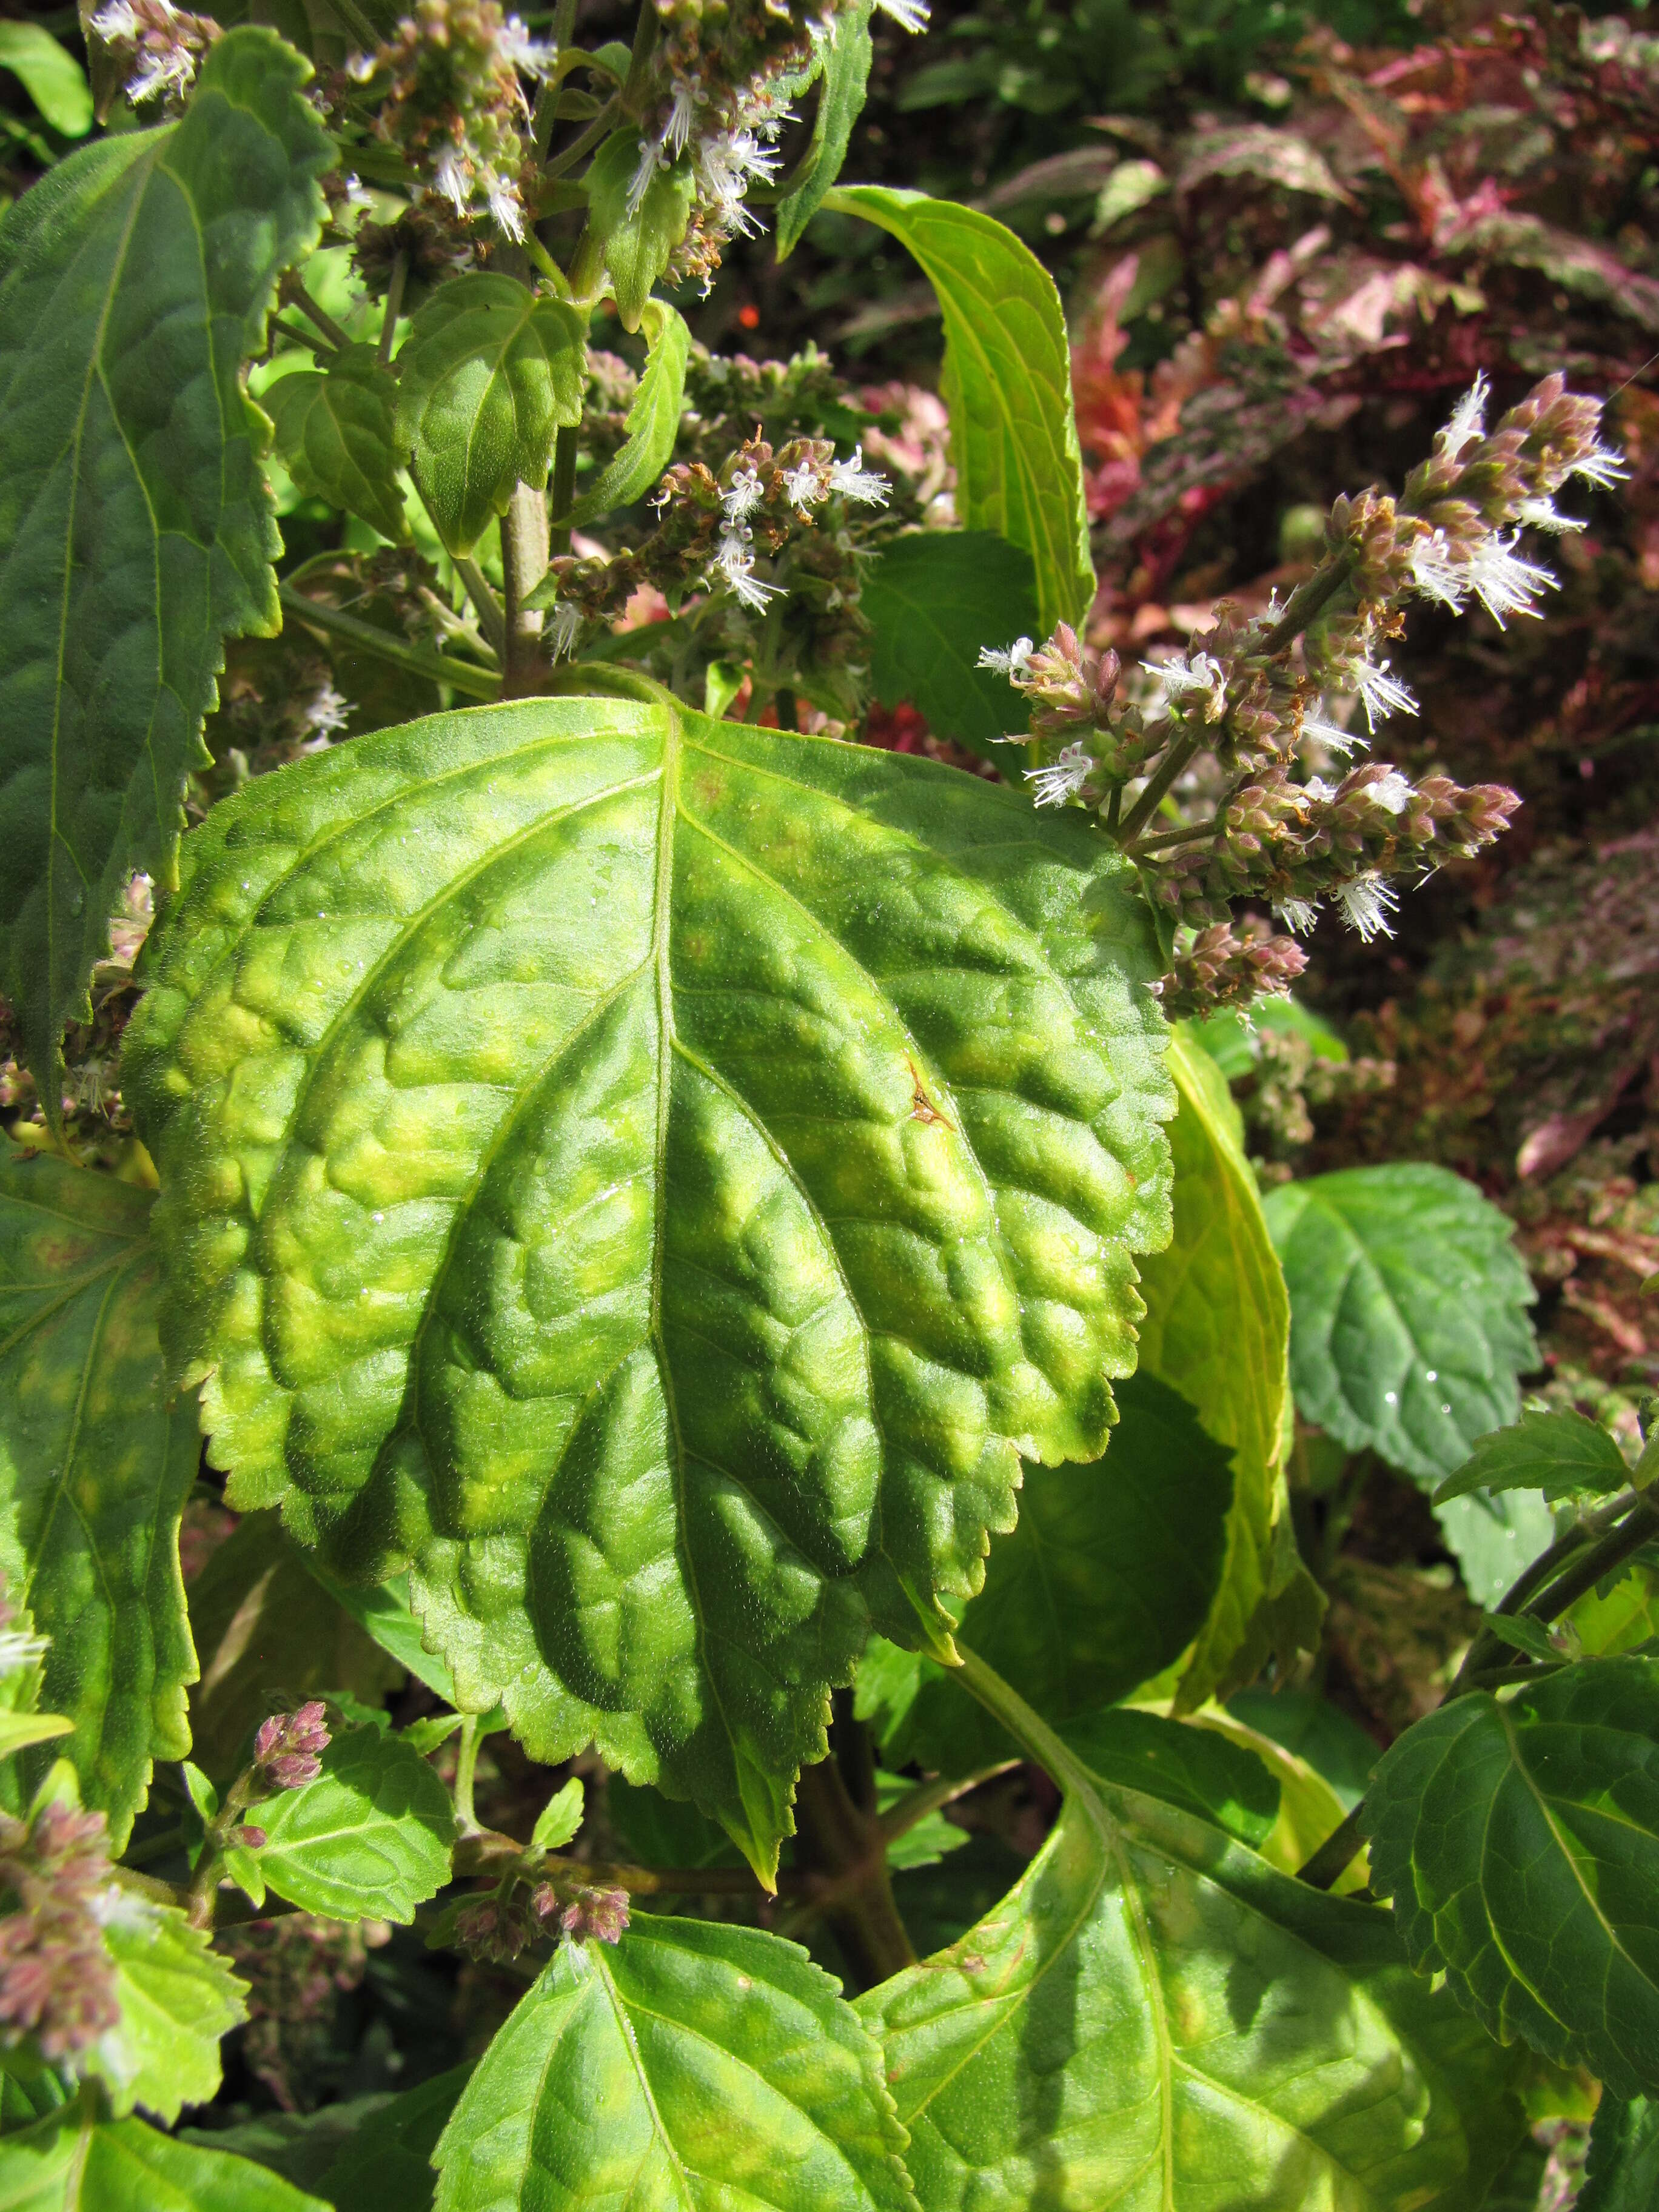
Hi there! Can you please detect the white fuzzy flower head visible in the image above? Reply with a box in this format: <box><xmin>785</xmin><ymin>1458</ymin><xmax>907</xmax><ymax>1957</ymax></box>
<box><xmin>1569</xmin><ymin>438</ymin><xmax>1629</xmax><ymax>491</ymax></box>
<box><xmin>547</xmin><ymin>602</ymin><xmax>583</xmax><ymax>661</ymax></box>
<box><xmin>1337</xmin><ymin>873</ymin><xmax>1400</xmax><ymax>943</ymax></box>
<box><xmin>1301</xmin><ymin>776</ymin><xmax>1338</xmax><ymax>804</ymax></box>
<box><xmin>1301</xmin><ymin>706</ymin><xmax>1366</xmax><ymax>757</ymax></box>
<box><xmin>875</xmin><ymin>0</ymin><xmax>931</xmax><ymax>29</ymax></box>
<box><xmin>1517</xmin><ymin>495</ymin><xmax>1586</xmax><ymax>534</ymax></box>
<box><xmin>433</xmin><ymin>144</ymin><xmax>471</xmax><ymax>214</ymax></box>
<box><xmin>1436</xmin><ymin>371</ymin><xmax>1489</xmax><ymax>461</ymax></box>
<box><xmin>1409</xmin><ymin>529</ymin><xmax>1469</xmax><ymax>612</ymax></box>
<box><xmin>828</xmin><ymin>446</ymin><xmax>890</xmax><ymax>506</ymax></box>
<box><xmin>1276</xmin><ymin>899</ymin><xmax>1319</xmax><ymax>936</ymax></box>
<box><xmin>1466</xmin><ymin>531</ymin><xmax>1557</xmax><ymax>628</ymax></box>
<box><xmin>1147</xmin><ymin>649</ymin><xmax>1227</xmax><ymax>721</ymax></box>
<box><xmin>1352</xmin><ymin>655</ymin><xmax>1418</xmax><ymax>732</ymax></box>
<box><xmin>498</xmin><ymin>14</ymin><xmax>555</xmax><ymax>78</ymax></box>
<box><xmin>302</xmin><ymin>683</ymin><xmax>350</xmax><ymax>741</ymax></box>
<box><xmin>710</xmin><ymin>528</ymin><xmax>782</xmax><ymax>612</ymax></box>
<box><xmin>90</xmin><ymin>0</ymin><xmax>141</xmax><ymax>38</ymax></box>
<box><xmin>128</xmin><ymin>41</ymin><xmax>196</xmax><ymax>103</ymax></box>
<box><xmin>979</xmin><ymin>637</ymin><xmax>1034</xmax><ymax>681</ymax></box>
<box><xmin>722</xmin><ymin>466</ymin><xmax>764</xmax><ymax>522</ymax></box>
<box><xmin>1025</xmin><ymin>742</ymin><xmax>1092</xmax><ymax>808</ymax></box>
<box><xmin>783</xmin><ymin>461</ymin><xmax>826</xmax><ymax>511</ymax></box>
<box><xmin>486</xmin><ymin>172</ymin><xmax>526</xmax><ymax>242</ymax></box>
<box><xmin>1366</xmin><ymin>769</ymin><xmax>1415</xmax><ymax>816</ymax></box>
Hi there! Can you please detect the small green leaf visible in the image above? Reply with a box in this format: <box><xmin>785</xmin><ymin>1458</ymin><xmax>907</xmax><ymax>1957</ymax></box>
<box><xmin>1435</xmin><ymin>1487</ymin><xmax>1555</xmax><ymax>1608</ymax></box>
<box><xmin>1580</xmin><ymin>2093</ymin><xmax>1659</xmax><ymax>2212</ymax></box>
<box><xmin>561</xmin><ymin>300</ymin><xmax>688</xmax><ymax>528</ymax></box>
<box><xmin>860</xmin><ymin>1757</ymin><xmax>1524</xmax><ymax>2210</ymax></box>
<box><xmin>432</xmin><ymin>1919</ymin><xmax>917</xmax><ymax>2212</ymax></box>
<box><xmin>90</xmin><ymin>1899</ymin><xmax>248</xmax><ymax>2121</ymax></box>
<box><xmin>394</xmin><ymin>274</ymin><xmax>585</xmax><ymax>555</ymax></box>
<box><xmin>266</xmin><ymin>346</ymin><xmax>407</xmax><ymax>543</ymax></box>
<box><xmin>221</xmin><ymin>1842</ymin><xmax>267</xmax><ymax>1907</ymax></box>
<box><xmin>0</xmin><ymin>26</ymin><xmax>332</xmax><ymax>1102</ymax></box>
<box><xmin>862</xmin><ymin>531</ymin><xmax>1037</xmax><ymax>762</ymax></box>
<box><xmin>586</xmin><ymin>132</ymin><xmax>696</xmax><ymax>333</ymax></box>
<box><xmin>1433</xmin><ymin>1407</ymin><xmax>1629</xmax><ymax>1504</ymax></box>
<box><xmin>1475</xmin><ymin>1609</ymin><xmax>1563</xmax><ymax>1664</ymax></box>
<box><xmin>0</xmin><ymin>2105</ymin><xmax>329</xmax><ymax>2210</ymax></box>
<box><xmin>776</xmin><ymin>6</ymin><xmax>874</xmax><ymax>260</ymax></box>
<box><xmin>1061</xmin><ymin>1706</ymin><xmax>1280</xmax><ymax>1848</ymax></box>
<box><xmin>0</xmin><ymin>1155</ymin><xmax>199</xmax><ymax>1848</ymax></box>
<box><xmin>181</xmin><ymin>1761</ymin><xmax>218</xmax><ymax>1824</ymax></box>
<box><xmin>0</xmin><ymin>1711</ymin><xmax>72</xmax><ymax>1759</ymax></box>
<box><xmin>873</xmin><ymin>1769</ymin><xmax>970</xmax><ymax>1870</ymax></box>
<box><xmin>531</xmin><ymin>1775</ymin><xmax>585</xmax><ymax>1852</ymax></box>
<box><xmin>126</xmin><ymin>694</ymin><xmax>1173</xmax><ymax>1881</ymax></box>
<box><xmin>317</xmin><ymin>2068</ymin><xmax>471</xmax><ymax>2212</ymax></box>
<box><xmin>0</xmin><ymin>24</ymin><xmax>92</xmax><ymax>138</ymax></box>
<box><xmin>1265</xmin><ymin>1163</ymin><xmax>1538</xmax><ymax>1484</ymax></box>
<box><xmin>244</xmin><ymin>1724</ymin><xmax>455</xmax><ymax>1923</ymax></box>
<box><xmin>825</xmin><ymin>185</ymin><xmax>1094</xmax><ymax>634</ymax></box>
<box><xmin>1366</xmin><ymin>1654</ymin><xmax>1659</xmax><ymax>2097</ymax></box>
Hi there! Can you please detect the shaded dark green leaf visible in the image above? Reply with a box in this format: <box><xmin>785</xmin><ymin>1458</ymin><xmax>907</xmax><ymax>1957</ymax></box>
<box><xmin>266</xmin><ymin>345</ymin><xmax>407</xmax><ymax>543</ymax></box>
<box><xmin>862</xmin><ymin>531</ymin><xmax>1037</xmax><ymax>763</ymax></box>
<box><xmin>1580</xmin><ymin>2093</ymin><xmax>1659</xmax><ymax>2212</ymax></box>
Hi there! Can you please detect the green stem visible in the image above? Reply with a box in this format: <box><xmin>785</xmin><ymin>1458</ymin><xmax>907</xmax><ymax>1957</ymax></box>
<box><xmin>620</xmin><ymin>0</ymin><xmax>661</xmax><ymax>116</ymax></box>
<box><xmin>378</xmin><ymin>253</ymin><xmax>408</xmax><ymax>367</ymax></box>
<box><xmin>452</xmin><ymin>1714</ymin><xmax>483</xmax><ymax>1835</ymax></box>
<box><xmin>500</xmin><ymin>483</ymin><xmax>552</xmax><ymax>694</ymax></box>
<box><xmin>454</xmin><ymin>556</ymin><xmax>506</xmax><ymax>661</ymax></box>
<box><xmin>1115</xmin><ymin>731</ymin><xmax>1203</xmax><ymax>848</ymax></box>
<box><xmin>1296</xmin><ymin>1806</ymin><xmax>1366</xmax><ymax>1894</ymax></box>
<box><xmin>1124</xmin><ymin>814</ymin><xmax>1221</xmax><ymax>857</ymax></box>
<box><xmin>877</xmin><ymin>1762</ymin><xmax>1018</xmax><ymax>1847</ymax></box>
<box><xmin>549</xmin><ymin>425</ymin><xmax>580</xmax><ymax>557</ymax></box>
<box><xmin>326</xmin><ymin>0</ymin><xmax>383</xmax><ymax>50</ymax></box>
<box><xmin>284</xmin><ymin>278</ymin><xmax>352</xmax><ymax>352</ymax></box>
<box><xmin>271</xmin><ymin>317</ymin><xmax>335</xmax><ymax>360</ymax></box>
<box><xmin>786</xmin><ymin>1743</ymin><xmax>916</xmax><ymax>1989</ymax></box>
<box><xmin>543</xmin><ymin>96</ymin><xmax>620</xmax><ymax>183</ymax></box>
<box><xmin>279</xmin><ymin>585</ymin><xmax>501</xmax><ymax>699</ymax></box>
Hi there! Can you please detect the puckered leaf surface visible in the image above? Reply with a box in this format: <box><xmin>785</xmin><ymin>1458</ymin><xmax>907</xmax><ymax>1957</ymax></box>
<box><xmin>124</xmin><ymin>693</ymin><xmax>1171</xmax><ymax>1877</ymax></box>
<box><xmin>244</xmin><ymin>1723</ymin><xmax>455</xmax><ymax>1922</ymax></box>
<box><xmin>0</xmin><ymin>1153</ymin><xmax>198</xmax><ymax>1848</ymax></box>
<box><xmin>0</xmin><ymin>27</ymin><xmax>332</xmax><ymax>1098</ymax></box>
<box><xmin>1264</xmin><ymin>1163</ymin><xmax>1537</xmax><ymax>1483</ymax></box>
<box><xmin>859</xmin><ymin>1734</ymin><xmax>1523</xmax><ymax>2211</ymax></box>
<box><xmin>1366</xmin><ymin>1654</ymin><xmax>1659</xmax><ymax>2098</ymax></box>
<box><xmin>432</xmin><ymin>1918</ymin><xmax>917</xmax><ymax>2212</ymax></box>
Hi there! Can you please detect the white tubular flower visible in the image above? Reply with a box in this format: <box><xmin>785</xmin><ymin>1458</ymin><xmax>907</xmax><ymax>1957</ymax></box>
<box><xmin>711</xmin><ymin>529</ymin><xmax>782</xmax><ymax>611</ymax></box>
<box><xmin>1569</xmin><ymin>438</ymin><xmax>1629</xmax><ymax>491</ymax></box>
<box><xmin>875</xmin><ymin>0</ymin><xmax>931</xmax><ymax>28</ymax></box>
<box><xmin>498</xmin><ymin>14</ymin><xmax>555</xmax><ymax>77</ymax></box>
<box><xmin>1366</xmin><ymin>769</ymin><xmax>1415</xmax><ymax>815</ymax></box>
<box><xmin>722</xmin><ymin>466</ymin><xmax>764</xmax><ymax>522</ymax></box>
<box><xmin>434</xmin><ymin>144</ymin><xmax>471</xmax><ymax>214</ymax></box>
<box><xmin>1352</xmin><ymin>655</ymin><xmax>1418</xmax><ymax>731</ymax></box>
<box><xmin>1301</xmin><ymin>706</ymin><xmax>1366</xmax><ymax>757</ymax></box>
<box><xmin>783</xmin><ymin>461</ymin><xmax>827</xmax><ymax>511</ymax></box>
<box><xmin>341</xmin><ymin>173</ymin><xmax>374</xmax><ymax>213</ymax></box>
<box><xmin>1409</xmin><ymin>529</ymin><xmax>1469</xmax><ymax>611</ymax></box>
<box><xmin>302</xmin><ymin>683</ymin><xmax>350</xmax><ymax>741</ymax></box>
<box><xmin>1302</xmin><ymin>776</ymin><xmax>1338</xmax><ymax>803</ymax></box>
<box><xmin>547</xmin><ymin>602</ymin><xmax>584</xmax><ymax>661</ymax></box>
<box><xmin>486</xmin><ymin>172</ymin><xmax>526</xmax><ymax>242</ymax></box>
<box><xmin>1147</xmin><ymin>649</ymin><xmax>1227</xmax><ymax>720</ymax></box>
<box><xmin>828</xmin><ymin>446</ymin><xmax>890</xmax><ymax>506</ymax></box>
<box><xmin>1337</xmin><ymin>873</ymin><xmax>1399</xmax><ymax>942</ymax></box>
<box><xmin>664</xmin><ymin>78</ymin><xmax>702</xmax><ymax>157</ymax></box>
<box><xmin>1276</xmin><ymin>899</ymin><xmax>1319</xmax><ymax>936</ymax></box>
<box><xmin>1436</xmin><ymin>370</ymin><xmax>1489</xmax><ymax>460</ymax></box>
<box><xmin>1517</xmin><ymin>495</ymin><xmax>1586</xmax><ymax>534</ymax></box>
<box><xmin>1466</xmin><ymin>531</ymin><xmax>1557</xmax><ymax>628</ymax></box>
<box><xmin>978</xmin><ymin>637</ymin><xmax>1034</xmax><ymax>680</ymax></box>
<box><xmin>1025</xmin><ymin>742</ymin><xmax>1092</xmax><ymax>807</ymax></box>
<box><xmin>90</xmin><ymin>0</ymin><xmax>140</xmax><ymax>36</ymax></box>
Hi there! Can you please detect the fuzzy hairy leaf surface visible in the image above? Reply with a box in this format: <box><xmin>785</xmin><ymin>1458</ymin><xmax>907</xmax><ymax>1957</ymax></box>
<box><xmin>267</xmin><ymin>346</ymin><xmax>406</xmax><ymax>544</ymax></box>
<box><xmin>90</xmin><ymin>1898</ymin><xmax>248</xmax><ymax>2120</ymax></box>
<box><xmin>1580</xmin><ymin>2094</ymin><xmax>1659</xmax><ymax>2212</ymax></box>
<box><xmin>394</xmin><ymin>274</ymin><xmax>585</xmax><ymax>556</ymax></box>
<box><xmin>862</xmin><ymin>531</ymin><xmax>1037</xmax><ymax>763</ymax></box>
<box><xmin>244</xmin><ymin>1723</ymin><xmax>454</xmax><ymax>1922</ymax></box>
<box><xmin>1366</xmin><ymin>1654</ymin><xmax>1659</xmax><ymax>2098</ymax></box>
<box><xmin>0</xmin><ymin>1154</ymin><xmax>198</xmax><ymax>1848</ymax></box>
<box><xmin>125</xmin><ymin>694</ymin><xmax>1172</xmax><ymax>1877</ymax></box>
<box><xmin>859</xmin><ymin>1751</ymin><xmax>1523</xmax><ymax>2210</ymax></box>
<box><xmin>1265</xmin><ymin>1164</ymin><xmax>1537</xmax><ymax>1484</ymax></box>
<box><xmin>1136</xmin><ymin>1031</ymin><xmax>1300</xmax><ymax>1709</ymax></box>
<box><xmin>432</xmin><ymin>1919</ymin><xmax>917</xmax><ymax>2212</ymax></box>
<box><xmin>0</xmin><ymin>2106</ymin><xmax>326</xmax><ymax>2212</ymax></box>
<box><xmin>776</xmin><ymin>5</ymin><xmax>874</xmax><ymax>260</ymax></box>
<box><xmin>0</xmin><ymin>27</ymin><xmax>332</xmax><ymax>1099</ymax></box>
<box><xmin>560</xmin><ymin>301</ymin><xmax>688</xmax><ymax>530</ymax></box>
<box><xmin>825</xmin><ymin>186</ymin><xmax>1094</xmax><ymax>634</ymax></box>
<box><xmin>857</xmin><ymin>1372</ymin><xmax>1234</xmax><ymax>1773</ymax></box>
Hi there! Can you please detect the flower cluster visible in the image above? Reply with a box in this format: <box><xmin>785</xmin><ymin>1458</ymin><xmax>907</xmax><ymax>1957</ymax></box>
<box><xmin>984</xmin><ymin>375</ymin><xmax>1620</xmax><ymax>1010</ymax></box>
<box><xmin>452</xmin><ymin>1871</ymin><xmax>628</xmax><ymax>1963</ymax></box>
<box><xmin>341</xmin><ymin>0</ymin><xmax>554</xmax><ymax>242</ymax></box>
<box><xmin>0</xmin><ymin>1801</ymin><xmax>121</xmax><ymax>2064</ymax></box>
<box><xmin>89</xmin><ymin>0</ymin><xmax>219</xmax><ymax>109</ymax></box>
<box><xmin>253</xmin><ymin>1701</ymin><xmax>331</xmax><ymax>1792</ymax></box>
<box><xmin>1153</xmin><ymin>917</ymin><xmax>1309</xmax><ymax>1021</ymax></box>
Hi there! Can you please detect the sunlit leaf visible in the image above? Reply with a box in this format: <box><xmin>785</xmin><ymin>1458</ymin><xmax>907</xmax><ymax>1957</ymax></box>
<box><xmin>560</xmin><ymin>301</ymin><xmax>688</xmax><ymax>529</ymax></box>
<box><xmin>266</xmin><ymin>346</ymin><xmax>407</xmax><ymax>544</ymax></box>
<box><xmin>0</xmin><ymin>1154</ymin><xmax>198</xmax><ymax>1848</ymax></box>
<box><xmin>244</xmin><ymin>1723</ymin><xmax>454</xmax><ymax>1923</ymax></box>
<box><xmin>776</xmin><ymin>6</ymin><xmax>875</xmax><ymax>260</ymax></box>
<box><xmin>125</xmin><ymin>692</ymin><xmax>1173</xmax><ymax>1878</ymax></box>
<box><xmin>1433</xmin><ymin>1408</ymin><xmax>1629</xmax><ymax>1505</ymax></box>
<box><xmin>0</xmin><ymin>24</ymin><xmax>92</xmax><ymax>138</ymax></box>
<box><xmin>586</xmin><ymin>132</ymin><xmax>696</xmax><ymax>334</ymax></box>
<box><xmin>0</xmin><ymin>27</ymin><xmax>332</xmax><ymax>1099</ymax></box>
<box><xmin>90</xmin><ymin>1897</ymin><xmax>248</xmax><ymax>2121</ymax></box>
<box><xmin>0</xmin><ymin>2104</ymin><xmax>326</xmax><ymax>2211</ymax></box>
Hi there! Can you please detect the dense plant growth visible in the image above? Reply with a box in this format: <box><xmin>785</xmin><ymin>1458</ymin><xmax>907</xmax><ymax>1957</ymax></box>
<box><xmin>0</xmin><ymin>2</ymin><xmax>1655</xmax><ymax>2206</ymax></box>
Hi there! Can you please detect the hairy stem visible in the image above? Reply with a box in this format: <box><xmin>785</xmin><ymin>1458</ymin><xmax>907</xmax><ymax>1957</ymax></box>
<box><xmin>452</xmin><ymin>1714</ymin><xmax>484</xmax><ymax>1835</ymax></box>
<box><xmin>454</xmin><ymin>556</ymin><xmax>507</xmax><ymax>661</ymax></box>
<box><xmin>500</xmin><ymin>483</ymin><xmax>552</xmax><ymax>694</ymax></box>
<box><xmin>620</xmin><ymin>0</ymin><xmax>662</xmax><ymax>116</ymax></box>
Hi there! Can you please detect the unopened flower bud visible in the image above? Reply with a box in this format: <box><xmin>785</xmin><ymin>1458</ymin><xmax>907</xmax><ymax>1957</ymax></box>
<box><xmin>254</xmin><ymin>1702</ymin><xmax>330</xmax><ymax>1792</ymax></box>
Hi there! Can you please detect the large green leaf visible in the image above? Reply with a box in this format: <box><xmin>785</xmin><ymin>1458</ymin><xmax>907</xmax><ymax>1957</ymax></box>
<box><xmin>394</xmin><ymin>274</ymin><xmax>585</xmax><ymax>557</ymax></box>
<box><xmin>862</xmin><ymin>532</ymin><xmax>1037</xmax><ymax>764</ymax></box>
<box><xmin>857</xmin><ymin>1372</ymin><xmax>1235</xmax><ymax>1773</ymax></box>
<box><xmin>0</xmin><ymin>1154</ymin><xmax>198</xmax><ymax>1848</ymax></box>
<box><xmin>1580</xmin><ymin>2093</ymin><xmax>1659</xmax><ymax>2212</ymax></box>
<box><xmin>0</xmin><ymin>27</ymin><xmax>332</xmax><ymax>1101</ymax></box>
<box><xmin>1366</xmin><ymin>1655</ymin><xmax>1659</xmax><ymax>2097</ymax></box>
<box><xmin>1264</xmin><ymin>1164</ymin><xmax>1537</xmax><ymax>1484</ymax></box>
<box><xmin>825</xmin><ymin>186</ymin><xmax>1094</xmax><ymax>635</ymax></box>
<box><xmin>91</xmin><ymin>1896</ymin><xmax>248</xmax><ymax>2120</ymax></box>
<box><xmin>860</xmin><ymin>1706</ymin><xmax>1523</xmax><ymax>2210</ymax></box>
<box><xmin>124</xmin><ymin>693</ymin><xmax>1173</xmax><ymax>1878</ymax></box>
<box><xmin>561</xmin><ymin>301</ymin><xmax>688</xmax><ymax>529</ymax></box>
<box><xmin>432</xmin><ymin>1919</ymin><xmax>916</xmax><ymax>2212</ymax></box>
<box><xmin>317</xmin><ymin>2068</ymin><xmax>470</xmax><ymax>2212</ymax></box>
<box><xmin>266</xmin><ymin>345</ymin><xmax>406</xmax><ymax>544</ymax></box>
<box><xmin>243</xmin><ymin>1721</ymin><xmax>454</xmax><ymax>1922</ymax></box>
<box><xmin>0</xmin><ymin>2106</ymin><xmax>327</xmax><ymax>2211</ymax></box>
<box><xmin>1136</xmin><ymin>1030</ymin><xmax>1303</xmax><ymax>1708</ymax></box>
<box><xmin>776</xmin><ymin>6</ymin><xmax>875</xmax><ymax>260</ymax></box>
<box><xmin>1060</xmin><ymin>1704</ymin><xmax>1280</xmax><ymax>1849</ymax></box>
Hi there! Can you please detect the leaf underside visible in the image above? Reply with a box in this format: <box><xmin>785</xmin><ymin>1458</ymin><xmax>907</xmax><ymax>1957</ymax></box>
<box><xmin>0</xmin><ymin>26</ymin><xmax>332</xmax><ymax>1098</ymax></box>
<box><xmin>1366</xmin><ymin>1655</ymin><xmax>1659</xmax><ymax>2099</ymax></box>
<box><xmin>0</xmin><ymin>1153</ymin><xmax>199</xmax><ymax>1849</ymax></box>
<box><xmin>126</xmin><ymin>693</ymin><xmax>1172</xmax><ymax>1876</ymax></box>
